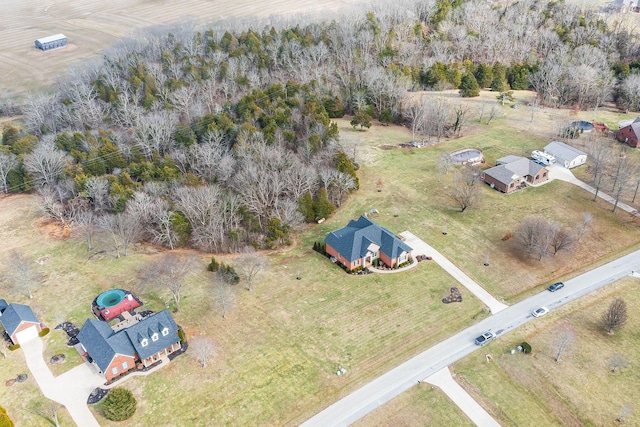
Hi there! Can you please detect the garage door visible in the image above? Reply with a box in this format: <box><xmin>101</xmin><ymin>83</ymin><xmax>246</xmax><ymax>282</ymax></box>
<box><xmin>15</xmin><ymin>326</ymin><xmax>39</xmax><ymax>344</ymax></box>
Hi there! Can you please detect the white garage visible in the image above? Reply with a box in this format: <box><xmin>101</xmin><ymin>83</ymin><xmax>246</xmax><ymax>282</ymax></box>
<box><xmin>0</xmin><ymin>302</ymin><xmax>42</xmax><ymax>345</ymax></box>
<box><xmin>14</xmin><ymin>325</ymin><xmax>39</xmax><ymax>344</ymax></box>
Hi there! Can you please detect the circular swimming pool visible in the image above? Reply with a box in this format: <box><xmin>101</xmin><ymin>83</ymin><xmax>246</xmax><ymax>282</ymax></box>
<box><xmin>569</xmin><ymin>120</ymin><xmax>594</xmax><ymax>132</ymax></box>
<box><xmin>96</xmin><ymin>289</ymin><xmax>126</xmax><ymax>308</ymax></box>
<box><xmin>450</xmin><ymin>148</ymin><xmax>484</xmax><ymax>165</ymax></box>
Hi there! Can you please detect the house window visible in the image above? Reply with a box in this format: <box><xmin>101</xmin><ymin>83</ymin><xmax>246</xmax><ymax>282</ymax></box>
<box><xmin>122</xmin><ymin>361</ymin><xmax>129</xmax><ymax>370</ymax></box>
<box><xmin>141</xmin><ymin>338</ymin><xmax>148</xmax><ymax>347</ymax></box>
<box><xmin>399</xmin><ymin>253</ymin><xmax>406</xmax><ymax>263</ymax></box>
<box><xmin>510</xmin><ymin>183</ymin><xmax>514</xmax><ymax>188</ymax></box>
<box><xmin>543</xmin><ymin>172</ymin><xmax>547</xmax><ymax>177</ymax></box>
<box><xmin>111</xmin><ymin>367</ymin><xmax>118</xmax><ymax>375</ymax></box>
<box><xmin>371</xmin><ymin>251</ymin><xmax>378</xmax><ymax>258</ymax></box>
<box><xmin>151</xmin><ymin>333</ymin><xmax>159</xmax><ymax>342</ymax></box>
<box><xmin>162</xmin><ymin>327</ymin><xmax>169</xmax><ymax>336</ymax></box>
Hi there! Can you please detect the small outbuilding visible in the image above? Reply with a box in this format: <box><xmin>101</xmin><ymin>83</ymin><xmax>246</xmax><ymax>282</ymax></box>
<box><xmin>544</xmin><ymin>141</ymin><xmax>587</xmax><ymax>169</ymax></box>
<box><xmin>35</xmin><ymin>34</ymin><xmax>67</xmax><ymax>51</ymax></box>
<box><xmin>0</xmin><ymin>302</ymin><xmax>43</xmax><ymax>345</ymax></box>
<box><xmin>616</xmin><ymin>117</ymin><xmax>640</xmax><ymax>148</ymax></box>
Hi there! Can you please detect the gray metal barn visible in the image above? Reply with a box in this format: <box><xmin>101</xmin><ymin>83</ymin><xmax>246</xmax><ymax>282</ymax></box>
<box><xmin>35</xmin><ymin>34</ymin><xmax>67</xmax><ymax>51</ymax></box>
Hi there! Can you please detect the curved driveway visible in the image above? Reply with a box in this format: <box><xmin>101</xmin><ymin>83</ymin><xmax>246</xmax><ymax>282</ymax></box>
<box><xmin>301</xmin><ymin>249</ymin><xmax>640</xmax><ymax>427</ymax></box>
<box><xmin>21</xmin><ymin>338</ymin><xmax>103</xmax><ymax>427</ymax></box>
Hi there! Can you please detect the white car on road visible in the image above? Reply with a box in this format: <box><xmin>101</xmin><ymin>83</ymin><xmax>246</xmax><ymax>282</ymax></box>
<box><xmin>532</xmin><ymin>307</ymin><xmax>549</xmax><ymax>318</ymax></box>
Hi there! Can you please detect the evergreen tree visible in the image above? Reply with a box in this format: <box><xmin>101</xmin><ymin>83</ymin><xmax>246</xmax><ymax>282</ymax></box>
<box><xmin>459</xmin><ymin>72</ymin><xmax>480</xmax><ymax>97</ymax></box>
<box><xmin>491</xmin><ymin>63</ymin><xmax>509</xmax><ymax>92</ymax></box>
<box><xmin>103</xmin><ymin>388</ymin><xmax>137</xmax><ymax>422</ymax></box>
<box><xmin>474</xmin><ymin>64</ymin><xmax>494</xmax><ymax>88</ymax></box>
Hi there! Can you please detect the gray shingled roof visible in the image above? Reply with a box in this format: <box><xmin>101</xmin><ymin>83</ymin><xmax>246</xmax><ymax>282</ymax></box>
<box><xmin>77</xmin><ymin>319</ymin><xmax>136</xmax><ymax>372</ymax></box>
<box><xmin>483</xmin><ymin>164</ymin><xmax>517</xmax><ymax>185</ymax></box>
<box><xmin>544</xmin><ymin>141</ymin><xmax>586</xmax><ymax>161</ymax></box>
<box><xmin>0</xmin><ymin>303</ymin><xmax>40</xmax><ymax>337</ymax></box>
<box><xmin>484</xmin><ymin>158</ymin><xmax>546</xmax><ymax>186</ymax></box>
<box><xmin>124</xmin><ymin>310</ymin><xmax>179</xmax><ymax>360</ymax></box>
<box><xmin>325</xmin><ymin>216</ymin><xmax>412</xmax><ymax>262</ymax></box>
<box><xmin>496</xmin><ymin>155</ymin><xmax>524</xmax><ymax>165</ymax></box>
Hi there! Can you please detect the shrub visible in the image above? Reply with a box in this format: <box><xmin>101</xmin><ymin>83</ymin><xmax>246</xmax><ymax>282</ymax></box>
<box><xmin>39</xmin><ymin>327</ymin><xmax>50</xmax><ymax>337</ymax></box>
<box><xmin>521</xmin><ymin>342</ymin><xmax>532</xmax><ymax>354</ymax></box>
<box><xmin>177</xmin><ymin>326</ymin><xmax>186</xmax><ymax>344</ymax></box>
<box><xmin>219</xmin><ymin>264</ymin><xmax>240</xmax><ymax>285</ymax></box>
<box><xmin>0</xmin><ymin>405</ymin><xmax>14</xmax><ymax>427</ymax></box>
<box><xmin>8</xmin><ymin>344</ymin><xmax>20</xmax><ymax>351</ymax></box>
<box><xmin>102</xmin><ymin>388</ymin><xmax>137</xmax><ymax>421</ymax></box>
<box><xmin>207</xmin><ymin>257</ymin><xmax>220</xmax><ymax>272</ymax></box>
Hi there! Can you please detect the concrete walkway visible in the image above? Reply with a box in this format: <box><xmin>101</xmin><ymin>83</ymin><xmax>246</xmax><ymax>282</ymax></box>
<box><xmin>399</xmin><ymin>231</ymin><xmax>509</xmax><ymax>314</ymax></box>
<box><xmin>425</xmin><ymin>367</ymin><xmax>501</xmax><ymax>427</ymax></box>
<box><xmin>21</xmin><ymin>338</ymin><xmax>103</xmax><ymax>427</ymax></box>
<box><xmin>547</xmin><ymin>165</ymin><xmax>639</xmax><ymax>215</ymax></box>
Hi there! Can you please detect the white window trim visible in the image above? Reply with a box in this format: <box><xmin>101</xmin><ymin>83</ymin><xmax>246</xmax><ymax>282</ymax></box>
<box><xmin>151</xmin><ymin>333</ymin><xmax>159</xmax><ymax>342</ymax></box>
<box><xmin>141</xmin><ymin>338</ymin><xmax>148</xmax><ymax>347</ymax></box>
<box><xmin>161</xmin><ymin>327</ymin><xmax>169</xmax><ymax>336</ymax></box>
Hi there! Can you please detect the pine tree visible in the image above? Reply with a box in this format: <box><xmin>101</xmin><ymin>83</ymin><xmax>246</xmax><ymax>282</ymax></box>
<box><xmin>459</xmin><ymin>72</ymin><xmax>480</xmax><ymax>97</ymax></box>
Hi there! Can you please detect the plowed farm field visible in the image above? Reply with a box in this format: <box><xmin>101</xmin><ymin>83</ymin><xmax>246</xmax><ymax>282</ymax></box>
<box><xmin>0</xmin><ymin>0</ymin><xmax>362</xmax><ymax>95</ymax></box>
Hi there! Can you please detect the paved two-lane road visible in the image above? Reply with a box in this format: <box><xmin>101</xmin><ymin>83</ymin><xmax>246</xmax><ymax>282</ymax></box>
<box><xmin>301</xmin><ymin>249</ymin><xmax>640</xmax><ymax>427</ymax></box>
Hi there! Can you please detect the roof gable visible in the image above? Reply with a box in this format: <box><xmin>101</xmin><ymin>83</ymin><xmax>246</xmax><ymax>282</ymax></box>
<box><xmin>325</xmin><ymin>216</ymin><xmax>412</xmax><ymax>262</ymax></box>
<box><xmin>77</xmin><ymin>319</ymin><xmax>135</xmax><ymax>372</ymax></box>
<box><xmin>496</xmin><ymin>155</ymin><xmax>525</xmax><ymax>165</ymax></box>
<box><xmin>124</xmin><ymin>310</ymin><xmax>179</xmax><ymax>360</ymax></box>
<box><xmin>483</xmin><ymin>165</ymin><xmax>518</xmax><ymax>184</ymax></box>
<box><xmin>0</xmin><ymin>303</ymin><xmax>40</xmax><ymax>336</ymax></box>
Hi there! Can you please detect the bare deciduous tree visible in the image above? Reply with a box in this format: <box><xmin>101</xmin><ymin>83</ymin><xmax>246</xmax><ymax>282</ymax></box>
<box><xmin>450</xmin><ymin>166</ymin><xmax>480</xmax><ymax>212</ymax></box>
<box><xmin>235</xmin><ymin>247</ymin><xmax>268</xmax><ymax>291</ymax></box>
<box><xmin>139</xmin><ymin>254</ymin><xmax>194</xmax><ymax>312</ymax></box>
<box><xmin>553</xmin><ymin>322</ymin><xmax>575</xmax><ymax>363</ymax></box>
<box><xmin>617</xmin><ymin>404</ymin><xmax>633</xmax><ymax>423</ymax></box>
<box><xmin>23</xmin><ymin>141</ymin><xmax>69</xmax><ymax>187</ymax></box>
<box><xmin>0</xmin><ymin>152</ymin><xmax>18</xmax><ymax>194</ymax></box>
<box><xmin>189</xmin><ymin>335</ymin><xmax>217</xmax><ymax>368</ymax></box>
<box><xmin>98</xmin><ymin>210</ymin><xmax>142</xmax><ymax>258</ymax></box>
<box><xmin>437</xmin><ymin>151</ymin><xmax>454</xmax><ymax>180</ymax></box>
<box><xmin>213</xmin><ymin>270</ymin><xmax>236</xmax><ymax>319</ymax></box>
<box><xmin>575</xmin><ymin>212</ymin><xmax>593</xmax><ymax>242</ymax></box>
<box><xmin>609</xmin><ymin>353</ymin><xmax>627</xmax><ymax>373</ymax></box>
<box><xmin>3</xmin><ymin>250</ymin><xmax>43</xmax><ymax>299</ymax></box>
<box><xmin>601</xmin><ymin>298</ymin><xmax>628</xmax><ymax>335</ymax></box>
<box><xmin>548</xmin><ymin>221</ymin><xmax>575</xmax><ymax>255</ymax></box>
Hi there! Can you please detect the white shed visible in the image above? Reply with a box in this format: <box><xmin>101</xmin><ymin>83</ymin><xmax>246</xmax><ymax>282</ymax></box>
<box><xmin>544</xmin><ymin>141</ymin><xmax>587</xmax><ymax>169</ymax></box>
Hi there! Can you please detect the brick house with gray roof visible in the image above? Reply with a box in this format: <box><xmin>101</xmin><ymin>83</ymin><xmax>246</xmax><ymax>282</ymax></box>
<box><xmin>325</xmin><ymin>216</ymin><xmax>412</xmax><ymax>270</ymax></box>
<box><xmin>616</xmin><ymin>117</ymin><xmax>640</xmax><ymax>148</ymax></box>
<box><xmin>482</xmin><ymin>156</ymin><xmax>549</xmax><ymax>194</ymax></box>
<box><xmin>77</xmin><ymin>310</ymin><xmax>181</xmax><ymax>383</ymax></box>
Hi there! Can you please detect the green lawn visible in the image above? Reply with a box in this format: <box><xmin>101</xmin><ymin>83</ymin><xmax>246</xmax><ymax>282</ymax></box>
<box><xmin>453</xmin><ymin>277</ymin><xmax>640</xmax><ymax>427</ymax></box>
<box><xmin>2</xmin><ymin>90</ymin><xmax>640</xmax><ymax>426</ymax></box>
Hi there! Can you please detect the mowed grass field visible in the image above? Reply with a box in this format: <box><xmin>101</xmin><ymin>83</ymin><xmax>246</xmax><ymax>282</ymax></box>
<box><xmin>0</xmin><ymin>0</ymin><xmax>366</xmax><ymax>96</ymax></box>
<box><xmin>452</xmin><ymin>277</ymin><xmax>640</xmax><ymax>427</ymax></box>
<box><xmin>1</xmin><ymin>89</ymin><xmax>640</xmax><ymax>425</ymax></box>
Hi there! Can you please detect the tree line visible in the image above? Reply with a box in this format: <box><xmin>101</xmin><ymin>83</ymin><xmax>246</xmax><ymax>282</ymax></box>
<box><xmin>0</xmin><ymin>0</ymin><xmax>639</xmax><ymax>253</ymax></box>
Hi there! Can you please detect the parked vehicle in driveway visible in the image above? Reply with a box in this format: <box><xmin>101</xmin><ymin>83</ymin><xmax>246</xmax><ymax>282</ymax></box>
<box><xmin>547</xmin><ymin>282</ymin><xmax>564</xmax><ymax>292</ymax></box>
<box><xmin>532</xmin><ymin>307</ymin><xmax>549</xmax><ymax>317</ymax></box>
<box><xmin>474</xmin><ymin>331</ymin><xmax>496</xmax><ymax>346</ymax></box>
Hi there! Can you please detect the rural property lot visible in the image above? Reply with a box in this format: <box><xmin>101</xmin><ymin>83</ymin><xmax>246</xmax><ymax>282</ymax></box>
<box><xmin>0</xmin><ymin>0</ymin><xmax>365</xmax><ymax>95</ymax></box>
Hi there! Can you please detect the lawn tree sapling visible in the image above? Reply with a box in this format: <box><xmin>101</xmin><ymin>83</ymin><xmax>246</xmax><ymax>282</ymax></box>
<box><xmin>139</xmin><ymin>254</ymin><xmax>194</xmax><ymax>312</ymax></box>
<box><xmin>609</xmin><ymin>353</ymin><xmax>627</xmax><ymax>373</ymax></box>
<box><xmin>4</xmin><ymin>250</ymin><xmax>43</xmax><ymax>299</ymax></box>
<box><xmin>213</xmin><ymin>270</ymin><xmax>236</xmax><ymax>319</ymax></box>
<box><xmin>553</xmin><ymin>322</ymin><xmax>575</xmax><ymax>363</ymax></box>
<box><xmin>236</xmin><ymin>247</ymin><xmax>268</xmax><ymax>291</ymax></box>
<box><xmin>601</xmin><ymin>298</ymin><xmax>628</xmax><ymax>335</ymax></box>
<box><xmin>190</xmin><ymin>335</ymin><xmax>217</xmax><ymax>368</ymax></box>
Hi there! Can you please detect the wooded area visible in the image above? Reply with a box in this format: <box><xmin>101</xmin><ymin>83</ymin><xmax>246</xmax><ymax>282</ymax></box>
<box><xmin>1</xmin><ymin>0</ymin><xmax>640</xmax><ymax>253</ymax></box>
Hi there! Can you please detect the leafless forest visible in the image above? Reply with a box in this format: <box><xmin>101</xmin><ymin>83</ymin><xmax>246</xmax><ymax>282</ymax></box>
<box><xmin>1</xmin><ymin>0</ymin><xmax>640</xmax><ymax>253</ymax></box>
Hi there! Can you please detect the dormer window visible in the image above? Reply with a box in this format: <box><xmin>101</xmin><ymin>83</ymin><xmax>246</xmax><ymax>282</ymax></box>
<box><xmin>141</xmin><ymin>338</ymin><xmax>148</xmax><ymax>347</ymax></box>
<box><xmin>161</xmin><ymin>327</ymin><xmax>169</xmax><ymax>336</ymax></box>
<box><xmin>151</xmin><ymin>333</ymin><xmax>159</xmax><ymax>342</ymax></box>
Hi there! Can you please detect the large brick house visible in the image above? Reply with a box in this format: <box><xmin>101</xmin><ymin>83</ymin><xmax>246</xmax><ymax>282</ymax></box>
<box><xmin>325</xmin><ymin>216</ymin><xmax>412</xmax><ymax>270</ymax></box>
<box><xmin>616</xmin><ymin>118</ymin><xmax>640</xmax><ymax>148</ymax></box>
<box><xmin>77</xmin><ymin>310</ymin><xmax>181</xmax><ymax>383</ymax></box>
<box><xmin>482</xmin><ymin>156</ymin><xmax>548</xmax><ymax>194</ymax></box>
<box><xmin>0</xmin><ymin>300</ymin><xmax>43</xmax><ymax>345</ymax></box>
